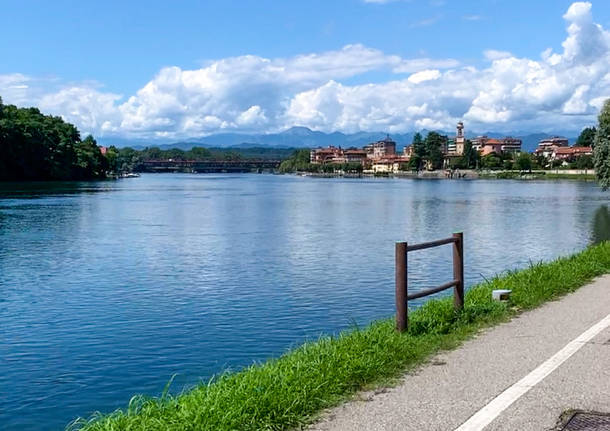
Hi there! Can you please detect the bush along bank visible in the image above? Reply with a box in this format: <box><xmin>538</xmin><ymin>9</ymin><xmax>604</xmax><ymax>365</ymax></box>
<box><xmin>72</xmin><ymin>242</ymin><xmax>610</xmax><ymax>431</ymax></box>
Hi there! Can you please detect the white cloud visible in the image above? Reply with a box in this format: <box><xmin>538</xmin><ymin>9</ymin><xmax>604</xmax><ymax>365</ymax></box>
<box><xmin>408</xmin><ymin>69</ymin><xmax>441</xmax><ymax>84</ymax></box>
<box><xmin>0</xmin><ymin>74</ymin><xmax>33</xmax><ymax>105</ymax></box>
<box><xmin>484</xmin><ymin>50</ymin><xmax>513</xmax><ymax>61</ymax></box>
<box><xmin>1</xmin><ymin>2</ymin><xmax>610</xmax><ymax>139</ymax></box>
<box><xmin>409</xmin><ymin>16</ymin><xmax>441</xmax><ymax>28</ymax></box>
<box><xmin>39</xmin><ymin>86</ymin><xmax>123</xmax><ymax>135</ymax></box>
<box><xmin>392</xmin><ymin>58</ymin><xmax>460</xmax><ymax>73</ymax></box>
<box><xmin>236</xmin><ymin>105</ymin><xmax>268</xmax><ymax>127</ymax></box>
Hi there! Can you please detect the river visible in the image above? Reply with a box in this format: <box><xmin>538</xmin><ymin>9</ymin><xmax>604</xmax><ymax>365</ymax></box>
<box><xmin>1</xmin><ymin>174</ymin><xmax>609</xmax><ymax>430</ymax></box>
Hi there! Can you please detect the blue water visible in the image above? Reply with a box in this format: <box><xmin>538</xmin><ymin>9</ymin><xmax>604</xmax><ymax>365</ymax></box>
<box><xmin>1</xmin><ymin>174</ymin><xmax>609</xmax><ymax>430</ymax></box>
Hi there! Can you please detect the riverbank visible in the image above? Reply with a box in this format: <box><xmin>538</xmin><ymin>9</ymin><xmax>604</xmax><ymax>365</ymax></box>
<box><xmin>296</xmin><ymin>169</ymin><xmax>595</xmax><ymax>181</ymax></box>
<box><xmin>74</xmin><ymin>242</ymin><xmax>610</xmax><ymax>431</ymax></box>
<box><xmin>479</xmin><ymin>169</ymin><xmax>595</xmax><ymax>181</ymax></box>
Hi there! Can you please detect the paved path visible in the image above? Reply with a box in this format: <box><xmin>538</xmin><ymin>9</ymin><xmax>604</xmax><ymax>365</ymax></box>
<box><xmin>310</xmin><ymin>276</ymin><xmax>610</xmax><ymax>431</ymax></box>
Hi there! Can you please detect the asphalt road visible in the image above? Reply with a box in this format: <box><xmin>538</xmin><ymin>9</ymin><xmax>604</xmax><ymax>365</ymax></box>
<box><xmin>310</xmin><ymin>276</ymin><xmax>610</xmax><ymax>431</ymax></box>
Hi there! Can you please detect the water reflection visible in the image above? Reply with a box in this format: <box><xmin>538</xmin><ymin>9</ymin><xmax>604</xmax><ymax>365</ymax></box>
<box><xmin>591</xmin><ymin>205</ymin><xmax>610</xmax><ymax>244</ymax></box>
<box><xmin>0</xmin><ymin>180</ymin><xmax>117</xmax><ymax>198</ymax></box>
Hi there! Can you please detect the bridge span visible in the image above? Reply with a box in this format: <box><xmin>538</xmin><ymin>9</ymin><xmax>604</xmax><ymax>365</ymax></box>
<box><xmin>137</xmin><ymin>159</ymin><xmax>282</xmax><ymax>173</ymax></box>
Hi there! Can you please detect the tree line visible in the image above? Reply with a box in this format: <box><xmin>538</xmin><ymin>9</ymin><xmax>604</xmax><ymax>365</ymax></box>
<box><xmin>0</xmin><ymin>97</ymin><xmax>297</xmax><ymax>180</ymax></box>
<box><xmin>0</xmin><ymin>97</ymin><xmax>109</xmax><ymax>181</ymax></box>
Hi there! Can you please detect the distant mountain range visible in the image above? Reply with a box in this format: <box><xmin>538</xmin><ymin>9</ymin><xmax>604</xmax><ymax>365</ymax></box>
<box><xmin>98</xmin><ymin>126</ymin><xmax>577</xmax><ymax>154</ymax></box>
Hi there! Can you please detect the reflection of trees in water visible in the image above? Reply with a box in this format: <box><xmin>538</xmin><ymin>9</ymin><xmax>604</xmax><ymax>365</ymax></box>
<box><xmin>592</xmin><ymin>205</ymin><xmax>610</xmax><ymax>245</ymax></box>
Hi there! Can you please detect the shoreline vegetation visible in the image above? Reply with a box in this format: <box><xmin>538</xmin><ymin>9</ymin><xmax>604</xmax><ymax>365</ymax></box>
<box><xmin>0</xmin><ymin>97</ymin><xmax>110</xmax><ymax>181</ymax></box>
<box><xmin>290</xmin><ymin>169</ymin><xmax>596</xmax><ymax>181</ymax></box>
<box><xmin>73</xmin><ymin>242</ymin><xmax>610</xmax><ymax>431</ymax></box>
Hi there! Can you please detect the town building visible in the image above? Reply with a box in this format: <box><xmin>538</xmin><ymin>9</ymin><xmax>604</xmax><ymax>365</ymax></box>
<box><xmin>371</xmin><ymin>156</ymin><xmax>410</xmax><ymax>174</ymax></box>
<box><xmin>472</xmin><ymin>136</ymin><xmax>522</xmax><ymax>155</ymax></box>
<box><xmin>479</xmin><ymin>139</ymin><xmax>504</xmax><ymax>156</ymax></box>
<box><xmin>551</xmin><ymin>146</ymin><xmax>593</xmax><ymax>161</ymax></box>
<box><xmin>500</xmin><ymin>137</ymin><xmax>522</xmax><ymax>153</ymax></box>
<box><xmin>364</xmin><ymin>135</ymin><xmax>396</xmax><ymax>159</ymax></box>
<box><xmin>534</xmin><ymin>137</ymin><xmax>569</xmax><ymax>158</ymax></box>
<box><xmin>310</xmin><ymin>135</ymin><xmax>399</xmax><ymax>167</ymax></box>
<box><xmin>447</xmin><ymin>138</ymin><xmax>456</xmax><ymax>154</ymax></box>
<box><xmin>310</xmin><ymin>146</ymin><xmax>343</xmax><ymax>164</ymax></box>
<box><xmin>344</xmin><ymin>149</ymin><xmax>368</xmax><ymax>163</ymax></box>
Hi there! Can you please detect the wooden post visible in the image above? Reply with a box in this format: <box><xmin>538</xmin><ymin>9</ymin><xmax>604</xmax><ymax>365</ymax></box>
<box><xmin>452</xmin><ymin>232</ymin><xmax>464</xmax><ymax>310</ymax></box>
<box><xmin>395</xmin><ymin>242</ymin><xmax>408</xmax><ymax>332</ymax></box>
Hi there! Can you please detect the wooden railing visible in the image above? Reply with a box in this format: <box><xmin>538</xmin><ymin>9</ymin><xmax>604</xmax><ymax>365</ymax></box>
<box><xmin>395</xmin><ymin>232</ymin><xmax>464</xmax><ymax>332</ymax></box>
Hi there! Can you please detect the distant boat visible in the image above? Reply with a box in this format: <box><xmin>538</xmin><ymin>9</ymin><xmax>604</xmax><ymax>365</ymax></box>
<box><xmin>121</xmin><ymin>172</ymin><xmax>140</xmax><ymax>178</ymax></box>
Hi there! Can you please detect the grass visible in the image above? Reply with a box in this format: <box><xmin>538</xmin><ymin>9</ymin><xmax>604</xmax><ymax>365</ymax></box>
<box><xmin>72</xmin><ymin>242</ymin><xmax>610</xmax><ymax>431</ymax></box>
<box><xmin>543</xmin><ymin>172</ymin><xmax>595</xmax><ymax>180</ymax></box>
<box><xmin>480</xmin><ymin>171</ymin><xmax>595</xmax><ymax>181</ymax></box>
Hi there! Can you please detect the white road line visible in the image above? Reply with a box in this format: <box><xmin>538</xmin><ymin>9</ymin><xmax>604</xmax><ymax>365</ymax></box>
<box><xmin>454</xmin><ymin>313</ymin><xmax>610</xmax><ymax>431</ymax></box>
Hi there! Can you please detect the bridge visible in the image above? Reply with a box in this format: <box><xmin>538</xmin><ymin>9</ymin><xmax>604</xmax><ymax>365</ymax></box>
<box><xmin>136</xmin><ymin>159</ymin><xmax>282</xmax><ymax>173</ymax></box>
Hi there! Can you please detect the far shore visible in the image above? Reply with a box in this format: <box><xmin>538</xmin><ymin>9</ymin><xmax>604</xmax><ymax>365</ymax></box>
<box><xmin>292</xmin><ymin>168</ymin><xmax>596</xmax><ymax>181</ymax></box>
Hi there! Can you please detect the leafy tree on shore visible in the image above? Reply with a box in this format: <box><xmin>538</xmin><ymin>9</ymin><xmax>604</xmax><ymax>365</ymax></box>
<box><xmin>187</xmin><ymin>147</ymin><xmax>212</xmax><ymax>160</ymax></box>
<box><xmin>480</xmin><ymin>153</ymin><xmax>502</xmax><ymax>170</ymax></box>
<box><xmin>0</xmin><ymin>97</ymin><xmax>108</xmax><ymax>181</ymax></box>
<box><xmin>279</xmin><ymin>149</ymin><xmax>312</xmax><ymax>173</ymax></box>
<box><xmin>573</xmin><ymin>154</ymin><xmax>594</xmax><ymax>170</ymax></box>
<box><xmin>408</xmin><ymin>132</ymin><xmax>426</xmax><ymax>171</ymax></box>
<box><xmin>424</xmin><ymin>132</ymin><xmax>444</xmax><ymax>170</ymax></box>
<box><xmin>514</xmin><ymin>152</ymin><xmax>532</xmax><ymax>172</ymax></box>
<box><xmin>594</xmin><ymin>99</ymin><xmax>610</xmax><ymax>189</ymax></box>
<box><xmin>460</xmin><ymin>140</ymin><xmax>480</xmax><ymax>169</ymax></box>
<box><xmin>576</xmin><ymin>126</ymin><xmax>597</xmax><ymax>148</ymax></box>
<box><xmin>533</xmin><ymin>153</ymin><xmax>548</xmax><ymax>169</ymax></box>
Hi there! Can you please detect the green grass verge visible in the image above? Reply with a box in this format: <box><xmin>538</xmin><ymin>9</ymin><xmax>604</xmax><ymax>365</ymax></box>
<box><xmin>480</xmin><ymin>171</ymin><xmax>595</xmax><ymax>181</ymax></box>
<box><xmin>543</xmin><ymin>173</ymin><xmax>595</xmax><ymax>180</ymax></box>
<box><xmin>72</xmin><ymin>242</ymin><xmax>610</xmax><ymax>431</ymax></box>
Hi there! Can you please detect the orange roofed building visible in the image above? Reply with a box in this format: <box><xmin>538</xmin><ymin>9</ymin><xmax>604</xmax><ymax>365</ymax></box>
<box><xmin>472</xmin><ymin>136</ymin><xmax>522</xmax><ymax>156</ymax></box>
<box><xmin>552</xmin><ymin>146</ymin><xmax>593</xmax><ymax>161</ymax></box>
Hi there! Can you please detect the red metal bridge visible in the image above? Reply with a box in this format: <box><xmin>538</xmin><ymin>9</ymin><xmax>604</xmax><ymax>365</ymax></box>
<box><xmin>137</xmin><ymin>159</ymin><xmax>282</xmax><ymax>173</ymax></box>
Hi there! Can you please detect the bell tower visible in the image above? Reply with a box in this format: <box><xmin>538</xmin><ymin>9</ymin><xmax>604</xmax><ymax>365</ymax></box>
<box><xmin>456</xmin><ymin>121</ymin><xmax>465</xmax><ymax>155</ymax></box>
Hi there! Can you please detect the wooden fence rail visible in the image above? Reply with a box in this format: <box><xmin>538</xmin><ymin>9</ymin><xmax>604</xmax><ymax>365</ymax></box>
<box><xmin>395</xmin><ymin>232</ymin><xmax>464</xmax><ymax>332</ymax></box>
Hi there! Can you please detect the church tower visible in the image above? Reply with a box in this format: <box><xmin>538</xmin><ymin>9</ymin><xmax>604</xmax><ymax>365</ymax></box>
<box><xmin>456</xmin><ymin>121</ymin><xmax>465</xmax><ymax>155</ymax></box>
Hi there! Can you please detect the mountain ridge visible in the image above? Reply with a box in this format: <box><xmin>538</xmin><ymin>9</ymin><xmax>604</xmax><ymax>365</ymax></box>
<box><xmin>98</xmin><ymin>126</ymin><xmax>577</xmax><ymax>154</ymax></box>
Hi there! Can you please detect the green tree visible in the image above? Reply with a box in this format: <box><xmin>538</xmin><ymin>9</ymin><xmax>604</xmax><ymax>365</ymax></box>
<box><xmin>186</xmin><ymin>147</ymin><xmax>212</xmax><ymax>160</ymax></box>
<box><xmin>594</xmin><ymin>99</ymin><xmax>610</xmax><ymax>189</ymax></box>
<box><xmin>117</xmin><ymin>147</ymin><xmax>140</xmax><ymax>172</ymax></box>
<box><xmin>424</xmin><ymin>132</ymin><xmax>444</xmax><ymax>170</ymax></box>
<box><xmin>408</xmin><ymin>132</ymin><xmax>426</xmax><ymax>171</ymax></box>
<box><xmin>576</xmin><ymin>126</ymin><xmax>597</xmax><ymax>148</ymax></box>
<box><xmin>533</xmin><ymin>153</ymin><xmax>548</xmax><ymax>169</ymax></box>
<box><xmin>0</xmin><ymin>99</ymin><xmax>108</xmax><ymax>181</ymax></box>
<box><xmin>573</xmin><ymin>155</ymin><xmax>594</xmax><ymax>170</ymax></box>
<box><xmin>514</xmin><ymin>153</ymin><xmax>532</xmax><ymax>172</ymax></box>
<box><xmin>551</xmin><ymin>159</ymin><xmax>564</xmax><ymax>169</ymax></box>
<box><xmin>459</xmin><ymin>140</ymin><xmax>480</xmax><ymax>169</ymax></box>
<box><xmin>279</xmin><ymin>149</ymin><xmax>312</xmax><ymax>173</ymax></box>
<box><xmin>480</xmin><ymin>154</ymin><xmax>502</xmax><ymax>170</ymax></box>
<box><xmin>104</xmin><ymin>146</ymin><xmax>120</xmax><ymax>172</ymax></box>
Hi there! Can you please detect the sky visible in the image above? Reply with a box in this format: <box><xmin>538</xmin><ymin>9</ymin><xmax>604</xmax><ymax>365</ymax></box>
<box><xmin>1</xmin><ymin>0</ymin><xmax>610</xmax><ymax>141</ymax></box>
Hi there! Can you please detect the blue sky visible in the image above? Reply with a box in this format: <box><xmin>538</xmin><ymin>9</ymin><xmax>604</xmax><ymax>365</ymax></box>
<box><xmin>2</xmin><ymin>0</ymin><xmax>610</xmax><ymax>140</ymax></box>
